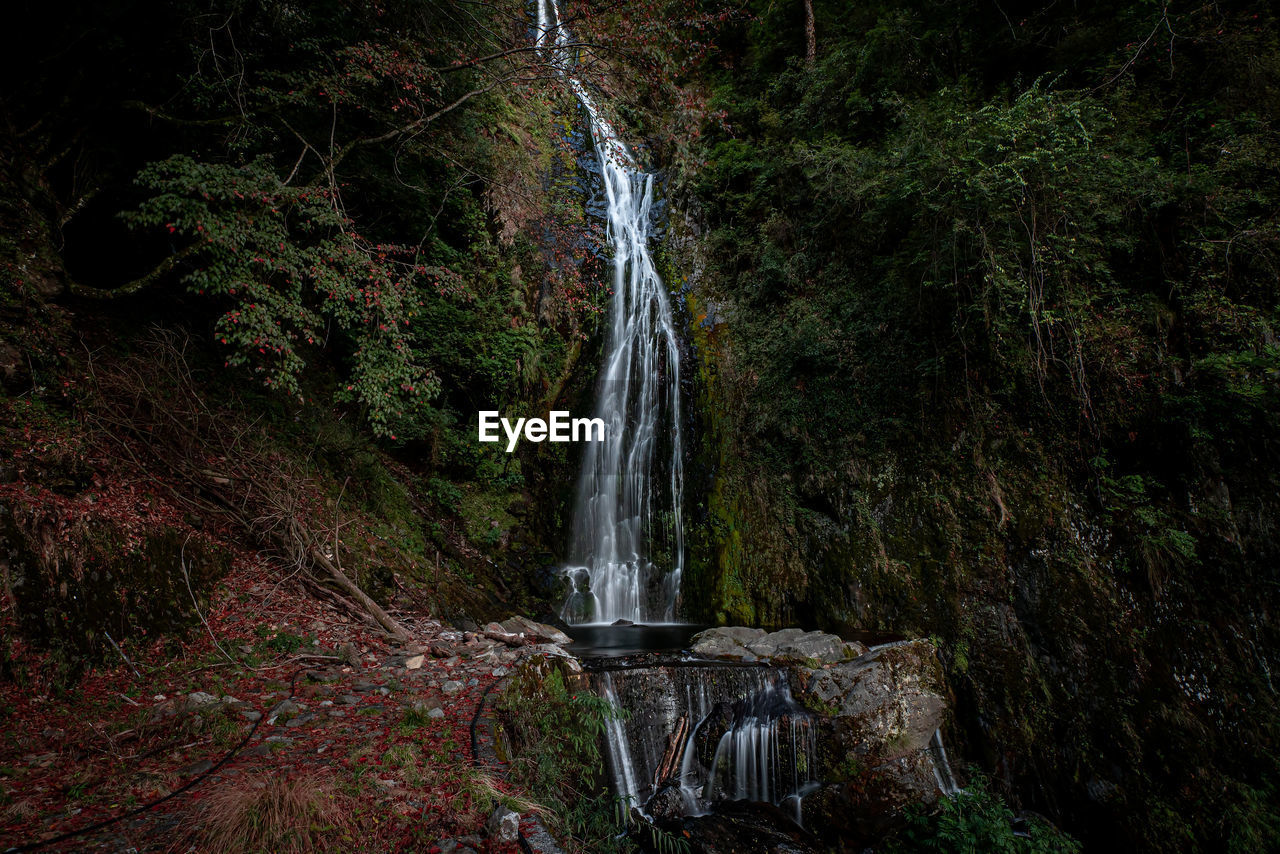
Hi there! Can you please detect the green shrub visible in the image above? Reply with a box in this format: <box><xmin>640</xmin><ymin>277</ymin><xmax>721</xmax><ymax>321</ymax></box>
<box><xmin>886</xmin><ymin>784</ymin><xmax>1080</xmax><ymax>854</ymax></box>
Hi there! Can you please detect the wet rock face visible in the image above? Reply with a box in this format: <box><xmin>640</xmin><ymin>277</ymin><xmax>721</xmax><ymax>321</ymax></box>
<box><xmin>601</xmin><ymin>632</ymin><xmax>952</xmax><ymax>850</ymax></box>
<box><xmin>796</xmin><ymin>639</ymin><xmax>947</xmax><ymax>768</ymax></box>
<box><xmin>694</xmin><ymin>701</ymin><xmax>734</xmax><ymax>769</ymax></box>
<box><xmin>802</xmin><ymin>752</ymin><xmax>945</xmax><ymax>846</ymax></box>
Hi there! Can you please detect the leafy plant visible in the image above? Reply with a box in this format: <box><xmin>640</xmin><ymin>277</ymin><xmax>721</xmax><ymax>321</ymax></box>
<box><xmin>886</xmin><ymin>783</ymin><xmax>1080</xmax><ymax>854</ymax></box>
<box><xmin>497</xmin><ymin>661</ymin><xmax>632</xmax><ymax>852</ymax></box>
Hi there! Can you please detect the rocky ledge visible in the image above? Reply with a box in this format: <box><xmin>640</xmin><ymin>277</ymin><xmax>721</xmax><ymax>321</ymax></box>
<box><xmin>638</xmin><ymin>627</ymin><xmax>956</xmax><ymax>850</ymax></box>
<box><xmin>689</xmin><ymin>626</ymin><xmax>867</xmax><ymax>664</ymax></box>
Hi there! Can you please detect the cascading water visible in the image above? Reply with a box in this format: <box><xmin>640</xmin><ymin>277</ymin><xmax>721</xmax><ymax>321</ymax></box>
<box><xmin>703</xmin><ymin>681</ymin><xmax>819</xmax><ymax>823</ymax></box>
<box><xmin>537</xmin><ymin>0</ymin><xmax>686</xmax><ymax>626</ymax></box>
<box><xmin>590</xmin><ymin>663</ymin><xmax>819</xmax><ymax>823</ymax></box>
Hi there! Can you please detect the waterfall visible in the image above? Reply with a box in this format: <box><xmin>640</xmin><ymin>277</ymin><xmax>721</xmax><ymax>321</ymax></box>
<box><xmin>929</xmin><ymin>729</ymin><xmax>962</xmax><ymax>797</ymax></box>
<box><xmin>537</xmin><ymin>0</ymin><xmax>686</xmax><ymax>626</ymax></box>
<box><xmin>598</xmin><ymin>671</ymin><xmax>643</xmax><ymax>803</ymax></box>
<box><xmin>701</xmin><ymin>678</ymin><xmax>819</xmax><ymax>823</ymax></box>
<box><xmin>589</xmin><ymin>664</ymin><xmax>819</xmax><ymax>823</ymax></box>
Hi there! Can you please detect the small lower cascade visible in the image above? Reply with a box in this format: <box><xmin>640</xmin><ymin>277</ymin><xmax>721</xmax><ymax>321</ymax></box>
<box><xmin>701</xmin><ymin>680</ymin><xmax>819</xmax><ymax>822</ymax></box>
<box><xmin>590</xmin><ymin>663</ymin><xmax>818</xmax><ymax>822</ymax></box>
<box><xmin>597</xmin><ymin>671</ymin><xmax>642</xmax><ymax>801</ymax></box>
<box><xmin>929</xmin><ymin>729</ymin><xmax>962</xmax><ymax>797</ymax></box>
<box><xmin>579</xmin><ymin>630</ymin><xmax>957</xmax><ymax>849</ymax></box>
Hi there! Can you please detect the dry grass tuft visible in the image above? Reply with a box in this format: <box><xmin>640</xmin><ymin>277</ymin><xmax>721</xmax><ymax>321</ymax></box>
<box><xmin>176</xmin><ymin>771</ymin><xmax>351</xmax><ymax>853</ymax></box>
<box><xmin>3</xmin><ymin>798</ymin><xmax>36</xmax><ymax>821</ymax></box>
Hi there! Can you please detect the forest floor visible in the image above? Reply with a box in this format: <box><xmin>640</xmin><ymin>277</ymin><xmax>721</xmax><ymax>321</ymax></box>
<box><xmin>0</xmin><ymin>548</ymin><xmax>559</xmax><ymax>853</ymax></box>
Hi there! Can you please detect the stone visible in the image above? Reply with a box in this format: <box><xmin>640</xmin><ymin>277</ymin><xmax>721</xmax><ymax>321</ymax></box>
<box><xmin>351</xmin><ymin>680</ymin><xmax>379</xmax><ymax>692</ymax></box>
<box><xmin>442</xmin><ymin>680</ymin><xmax>464</xmax><ymax>695</ymax></box>
<box><xmin>427</xmin><ymin>708</ymin><xmax>445</xmax><ymax>720</ymax></box>
<box><xmin>677</xmin><ymin>800</ymin><xmax>822</xmax><ymax>854</ymax></box>
<box><xmin>412</xmin><ymin>697</ymin><xmax>444</xmax><ymax>714</ymax></box>
<box><xmin>487</xmin><ymin>805</ymin><xmax>520</xmax><ymax>844</ymax></box>
<box><xmin>404</xmin><ymin>654</ymin><xmax>425</xmax><ymax>670</ymax></box>
<box><xmin>240</xmin><ymin>710</ymin><xmax>263</xmax><ymax>722</ymax></box>
<box><xmin>690</xmin><ymin>627</ymin><xmax>851</xmax><ymax>664</ymax></box>
<box><xmin>843</xmin><ymin>641</ymin><xmax>869</xmax><ymax>659</ymax></box>
<box><xmin>801</xmin><ymin>752</ymin><xmax>943</xmax><ymax>844</ymax></box>
<box><xmin>178</xmin><ymin>759</ymin><xmax>213</xmax><ymax>776</ymax></box>
<box><xmin>285</xmin><ymin>712</ymin><xmax>316</xmax><ymax>727</ymax></box>
<box><xmin>339</xmin><ymin>694</ymin><xmax>361</xmax><ymax>705</ymax></box>
<box><xmin>498</xmin><ymin>615</ymin><xmax>572</xmax><ymax>645</ymax></box>
<box><xmin>267</xmin><ymin>699</ymin><xmax>301</xmax><ymax>724</ymax></box>
<box><xmin>748</xmin><ymin>630</ymin><xmax>845</xmax><ymax>664</ymax></box>
<box><xmin>306</xmin><ymin>669</ymin><xmax>340</xmax><ymax>683</ymax></box>
<box><xmin>647</xmin><ymin>784</ymin><xmax>686</xmax><ymax>822</ymax></box>
<box><xmin>339</xmin><ymin>642</ymin><xmax>361</xmax><ymax>667</ymax></box>
<box><xmin>797</xmin><ymin>640</ymin><xmax>948</xmax><ymax>778</ymax></box>
<box><xmin>689</xmin><ymin>626</ymin><xmax>766</xmax><ymax>660</ymax></box>
<box><xmin>187</xmin><ymin>691</ymin><xmax>221</xmax><ymax>707</ymax></box>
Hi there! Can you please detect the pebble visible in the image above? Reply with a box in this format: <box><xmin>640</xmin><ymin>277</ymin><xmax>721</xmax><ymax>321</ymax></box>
<box><xmin>442</xmin><ymin>681</ymin><xmax>463</xmax><ymax>695</ymax></box>
<box><xmin>179</xmin><ymin>759</ymin><xmax>213</xmax><ymax>776</ymax></box>
<box><xmin>267</xmin><ymin>699</ymin><xmax>300</xmax><ymax>724</ymax></box>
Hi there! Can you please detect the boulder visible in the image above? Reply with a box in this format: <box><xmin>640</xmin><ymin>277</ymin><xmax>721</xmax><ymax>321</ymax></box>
<box><xmin>647</xmin><ymin>784</ymin><xmax>688</xmax><ymax>822</ymax></box>
<box><xmin>487</xmin><ymin>805</ymin><xmax>520</xmax><ymax>844</ymax></box>
<box><xmin>748</xmin><ymin>630</ymin><xmax>845</xmax><ymax>664</ymax></box>
<box><xmin>691</xmin><ymin>627</ymin><xmax>853</xmax><ymax>664</ymax></box>
<box><xmin>797</xmin><ymin>639</ymin><xmax>946</xmax><ymax>766</ymax></box>
<box><xmin>689</xmin><ymin>626</ymin><xmax>765</xmax><ymax>660</ymax></box>
<box><xmin>674</xmin><ymin>801</ymin><xmax>822</xmax><ymax>854</ymax></box>
<box><xmin>499</xmin><ymin>615</ymin><xmax>571</xmax><ymax>645</ymax></box>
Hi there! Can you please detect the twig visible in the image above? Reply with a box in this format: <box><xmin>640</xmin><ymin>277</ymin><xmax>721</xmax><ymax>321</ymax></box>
<box><xmin>102</xmin><ymin>630</ymin><xmax>142</xmax><ymax>679</ymax></box>
<box><xmin>180</xmin><ymin>535</ymin><xmax>237</xmax><ymax>664</ymax></box>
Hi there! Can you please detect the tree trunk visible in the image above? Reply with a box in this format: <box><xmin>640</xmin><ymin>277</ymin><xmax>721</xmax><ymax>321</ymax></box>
<box><xmin>310</xmin><ymin>549</ymin><xmax>412</xmax><ymax>642</ymax></box>
<box><xmin>804</xmin><ymin>0</ymin><xmax>816</xmax><ymax>65</ymax></box>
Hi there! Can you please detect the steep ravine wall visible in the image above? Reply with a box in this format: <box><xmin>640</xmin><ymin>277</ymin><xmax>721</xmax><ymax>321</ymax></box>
<box><xmin>660</xmin><ymin>199</ymin><xmax>1280</xmax><ymax>851</ymax></box>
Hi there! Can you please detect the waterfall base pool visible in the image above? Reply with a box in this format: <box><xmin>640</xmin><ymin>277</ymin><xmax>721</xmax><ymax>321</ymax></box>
<box><xmin>565</xmin><ymin>623</ymin><xmax>710</xmax><ymax>658</ymax></box>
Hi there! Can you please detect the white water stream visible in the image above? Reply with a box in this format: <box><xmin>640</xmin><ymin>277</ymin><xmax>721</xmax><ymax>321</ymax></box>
<box><xmin>537</xmin><ymin>0</ymin><xmax>686</xmax><ymax>626</ymax></box>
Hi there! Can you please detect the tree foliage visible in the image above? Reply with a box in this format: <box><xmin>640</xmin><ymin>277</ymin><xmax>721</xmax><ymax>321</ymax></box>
<box><xmin>675</xmin><ymin>0</ymin><xmax>1280</xmax><ymax>849</ymax></box>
